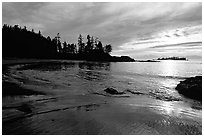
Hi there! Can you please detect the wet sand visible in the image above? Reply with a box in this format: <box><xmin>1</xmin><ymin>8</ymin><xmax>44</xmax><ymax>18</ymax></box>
<box><xmin>2</xmin><ymin>59</ymin><xmax>202</xmax><ymax>135</ymax></box>
<box><xmin>2</xmin><ymin>93</ymin><xmax>202</xmax><ymax>135</ymax></box>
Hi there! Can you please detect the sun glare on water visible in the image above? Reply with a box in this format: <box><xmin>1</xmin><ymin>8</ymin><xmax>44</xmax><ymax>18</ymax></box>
<box><xmin>161</xmin><ymin>60</ymin><xmax>177</xmax><ymax>76</ymax></box>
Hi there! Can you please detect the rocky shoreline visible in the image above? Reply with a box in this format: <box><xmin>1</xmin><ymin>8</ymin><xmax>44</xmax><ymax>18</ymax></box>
<box><xmin>176</xmin><ymin>76</ymin><xmax>202</xmax><ymax>101</ymax></box>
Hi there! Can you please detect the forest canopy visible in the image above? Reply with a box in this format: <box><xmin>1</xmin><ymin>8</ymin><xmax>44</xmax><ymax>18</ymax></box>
<box><xmin>2</xmin><ymin>24</ymin><xmax>134</xmax><ymax>62</ymax></box>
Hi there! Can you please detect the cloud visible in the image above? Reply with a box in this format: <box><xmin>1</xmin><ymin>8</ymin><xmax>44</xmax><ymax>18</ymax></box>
<box><xmin>2</xmin><ymin>2</ymin><xmax>202</xmax><ymax>60</ymax></box>
<box><xmin>118</xmin><ymin>25</ymin><xmax>202</xmax><ymax>50</ymax></box>
<box><xmin>151</xmin><ymin>41</ymin><xmax>202</xmax><ymax>49</ymax></box>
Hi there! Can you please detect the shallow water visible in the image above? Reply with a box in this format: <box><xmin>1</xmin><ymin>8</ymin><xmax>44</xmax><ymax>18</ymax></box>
<box><xmin>6</xmin><ymin>60</ymin><xmax>202</xmax><ymax>101</ymax></box>
<box><xmin>2</xmin><ymin>60</ymin><xmax>202</xmax><ymax>134</ymax></box>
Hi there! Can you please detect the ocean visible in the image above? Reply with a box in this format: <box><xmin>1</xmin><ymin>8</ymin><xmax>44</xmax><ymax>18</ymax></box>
<box><xmin>6</xmin><ymin>60</ymin><xmax>201</xmax><ymax>98</ymax></box>
<box><xmin>2</xmin><ymin>59</ymin><xmax>202</xmax><ymax>134</ymax></box>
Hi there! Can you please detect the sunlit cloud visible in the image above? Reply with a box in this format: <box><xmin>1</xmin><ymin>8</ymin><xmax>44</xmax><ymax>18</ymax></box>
<box><xmin>2</xmin><ymin>2</ymin><xmax>202</xmax><ymax>60</ymax></box>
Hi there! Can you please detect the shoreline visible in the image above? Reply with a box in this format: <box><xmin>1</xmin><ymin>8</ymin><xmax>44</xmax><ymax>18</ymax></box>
<box><xmin>2</xmin><ymin>59</ymin><xmax>202</xmax><ymax>135</ymax></box>
<box><xmin>3</xmin><ymin>89</ymin><xmax>202</xmax><ymax>135</ymax></box>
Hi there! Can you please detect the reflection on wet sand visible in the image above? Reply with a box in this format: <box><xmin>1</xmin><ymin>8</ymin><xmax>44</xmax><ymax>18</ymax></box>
<box><xmin>150</xmin><ymin>100</ymin><xmax>202</xmax><ymax>120</ymax></box>
<box><xmin>3</xmin><ymin>95</ymin><xmax>202</xmax><ymax>135</ymax></box>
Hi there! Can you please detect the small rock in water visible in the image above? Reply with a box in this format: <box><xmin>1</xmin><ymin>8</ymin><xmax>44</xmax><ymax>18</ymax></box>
<box><xmin>104</xmin><ymin>88</ymin><xmax>124</xmax><ymax>95</ymax></box>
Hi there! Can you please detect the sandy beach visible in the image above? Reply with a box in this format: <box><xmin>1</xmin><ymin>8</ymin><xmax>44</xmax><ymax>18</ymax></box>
<box><xmin>2</xmin><ymin>59</ymin><xmax>202</xmax><ymax>135</ymax></box>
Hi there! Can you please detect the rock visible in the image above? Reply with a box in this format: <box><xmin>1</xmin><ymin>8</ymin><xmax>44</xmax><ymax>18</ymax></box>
<box><xmin>104</xmin><ymin>88</ymin><xmax>124</xmax><ymax>95</ymax></box>
<box><xmin>111</xmin><ymin>56</ymin><xmax>135</xmax><ymax>62</ymax></box>
<box><xmin>175</xmin><ymin>76</ymin><xmax>202</xmax><ymax>101</ymax></box>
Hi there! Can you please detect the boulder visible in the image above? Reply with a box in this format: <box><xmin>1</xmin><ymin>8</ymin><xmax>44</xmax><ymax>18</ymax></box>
<box><xmin>175</xmin><ymin>76</ymin><xmax>202</xmax><ymax>101</ymax></box>
<box><xmin>104</xmin><ymin>88</ymin><xmax>124</xmax><ymax>95</ymax></box>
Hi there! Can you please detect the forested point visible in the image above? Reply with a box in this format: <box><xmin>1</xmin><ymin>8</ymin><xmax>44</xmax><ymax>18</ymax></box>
<box><xmin>2</xmin><ymin>24</ymin><xmax>135</xmax><ymax>62</ymax></box>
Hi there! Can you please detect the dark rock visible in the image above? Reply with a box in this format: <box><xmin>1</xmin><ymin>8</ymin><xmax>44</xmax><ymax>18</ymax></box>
<box><xmin>175</xmin><ymin>76</ymin><xmax>202</xmax><ymax>101</ymax></box>
<box><xmin>111</xmin><ymin>56</ymin><xmax>135</xmax><ymax>62</ymax></box>
<box><xmin>104</xmin><ymin>88</ymin><xmax>124</xmax><ymax>95</ymax></box>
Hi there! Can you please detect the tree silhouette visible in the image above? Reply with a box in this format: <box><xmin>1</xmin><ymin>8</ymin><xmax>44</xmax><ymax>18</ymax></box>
<box><xmin>104</xmin><ymin>44</ymin><xmax>112</xmax><ymax>54</ymax></box>
<box><xmin>47</xmin><ymin>36</ymin><xmax>51</xmax><ymax>41</ymax></box>
<box><xmin>70</xmin><ymin>43</ymin><xmax>76</xmax><ymax>54</ymax></box>
<box><xmin>55</xmin><ymin>33</ymin><xmax>62</xmax><ymax>53</ymax></box>
<box><xmin>23</xmin><ymin>26</ymin><xmax>27</xmax><ymax>31</ymax></box>
<box><xmin>38</xmin><ymin>30</ymin><xmax>41</xmax><ymax>36</ymax></box>
<box><xmin>3</xmin><ymin>24</ymin><xmax>59</xmax><ymax>58</ymax></box>
<box><xmin>96</xmin><ymin>41</ymin><xmax>104</xmax><ymax>53</ymax></box>
<box><xmin>90</xmin><ymin>36</ymin><xmax>94</xmax><ymax>51</ymax></box>
<box><xmin>62</xmin><ymin>41</ymin><xmax>68</xmax><ymax>53</ymax></box>
<box><xmin>86</xmin><ymin>34</ymin><xmax>94</xmax><ymax>53</ymax></box>
<box><xmin>3</xmin><ymin>24</ymin><xmax>135</xmax><ymax>62</ymax></box>
<box><xmin>78</xmin><ymin>34</ymin><xmax>84</xmax><ymax>54</ymax></box>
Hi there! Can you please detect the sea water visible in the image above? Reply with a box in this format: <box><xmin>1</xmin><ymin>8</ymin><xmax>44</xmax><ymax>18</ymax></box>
<box><xmin>2</xmin><ymin>59</ymin><xmax>202</xmax><ymax>134</ymax></box>
<box><xmin>9</xmin><ymin>60</ymin><xmax>201</xmax><ymax>98</ymax></box>
<box><xmin>4</xmin><ymin>60</ymin><xmax>202</xmax><ymax>109</ymax></box>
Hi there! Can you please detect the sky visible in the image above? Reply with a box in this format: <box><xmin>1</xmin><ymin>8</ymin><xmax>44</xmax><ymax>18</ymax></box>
<box><xmin>2</xmin><ymin>2</ymin><xmax>202</xmax><ymax>60</ymax></box>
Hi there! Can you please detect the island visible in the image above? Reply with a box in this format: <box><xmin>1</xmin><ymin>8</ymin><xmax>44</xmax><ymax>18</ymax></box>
<box><xmin>135</xmin><ymin>60</ymin><xmax>160</xmax><ymax>62</ymax></box>
<box><xmin>157</xmin><ymin>57</ymin><xmax>188</xmax><ymax>60</ymax></box>
<box><xmin>2</xmin><ymin>24</ymin><xmax>135</xmax><ymax>62</ymax></box>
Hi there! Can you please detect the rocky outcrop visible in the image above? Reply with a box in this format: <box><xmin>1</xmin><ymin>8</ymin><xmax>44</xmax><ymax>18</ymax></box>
<box><xmin>175</xmin><ymin>76</ymin><xmax>202</xmax><ymax>101</ymax></box>
<box><xmin>104</xmin><ymin>88</ymin><xmax>124</xmax><ymax>95</ymax></box>
<box><xmin>111</xmin><ymin>56</ymin><xmax>135</xmax><ymax>62</ymax></box>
